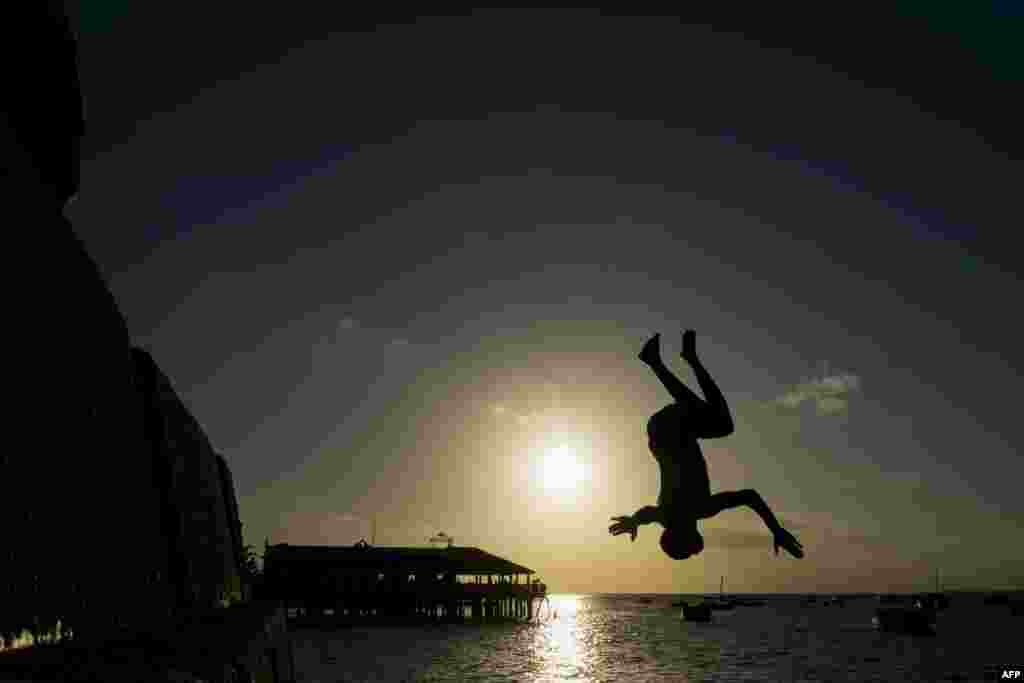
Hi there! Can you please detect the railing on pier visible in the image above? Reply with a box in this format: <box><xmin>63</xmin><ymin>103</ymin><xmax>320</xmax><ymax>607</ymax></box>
<box><xmin>277</xmin><ymin>580</ymin><xmax>548</xmax><ymax>626</ymax></box>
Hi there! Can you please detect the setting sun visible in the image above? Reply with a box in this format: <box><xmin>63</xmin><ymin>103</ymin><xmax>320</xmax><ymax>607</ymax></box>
<box><xmin>542</xmin><ymin>445</ymin><xmax>584</xmax><ymax>491</ymax></box>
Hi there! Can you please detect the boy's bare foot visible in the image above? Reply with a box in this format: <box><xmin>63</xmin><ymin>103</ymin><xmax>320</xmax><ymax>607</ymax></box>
<box><xmin>639</xmin><ymin>333</ymin><xmax>661</xmax><ymax>365</ymax></box>
<box><xmin>681</xmin><ymin>329</ymin><xmax>698</xmax><ymax>363</ymax></box>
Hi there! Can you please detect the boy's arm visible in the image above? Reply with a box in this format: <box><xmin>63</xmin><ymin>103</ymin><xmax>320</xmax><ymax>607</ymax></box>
<box><xmin>632</xmin><ymin>506</ymin><xmax>664</xmax><ymax>526</ymax></box>
<box><xmin>609</xmin><ymin>506</ymin><xmax>664</xmax><ymax>541</ymax></box>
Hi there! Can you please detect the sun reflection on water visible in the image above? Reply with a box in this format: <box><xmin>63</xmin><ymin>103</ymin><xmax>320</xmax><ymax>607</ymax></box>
<box><xmin>549</xmin><ymin>593</ymin><xmax>583</xmax><ymax>619</ymax></box>
<box><xmin>531</xmin><ymin>594</ymin><xmax>594</xmax><ymax>681</ymax></box>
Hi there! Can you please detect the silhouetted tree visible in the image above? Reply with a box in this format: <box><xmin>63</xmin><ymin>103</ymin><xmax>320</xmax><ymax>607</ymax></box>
<box><xmin>240</xmin><ymin>544</ymin><xmax>263</xmax><ymax>599</ymax></box>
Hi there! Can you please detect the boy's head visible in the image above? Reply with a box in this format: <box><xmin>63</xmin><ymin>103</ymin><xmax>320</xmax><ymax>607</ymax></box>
<box><xmin>660</xmin><ymin>525</ymin><xmax>704</xmax><ymax>560</ymax></box>
<box><xmin>647</xmin><ymin>403</ymin><xmax>690</xmax><ymax>448</ymax></box>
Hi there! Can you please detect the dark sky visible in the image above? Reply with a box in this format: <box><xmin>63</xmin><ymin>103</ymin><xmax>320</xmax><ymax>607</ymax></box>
<box><xmin>66</xmin><ymin>5</ymin><xmax>1021</xmax><ymax>593</ymax></box>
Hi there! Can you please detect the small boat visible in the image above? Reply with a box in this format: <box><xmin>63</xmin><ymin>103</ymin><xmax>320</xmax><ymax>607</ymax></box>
<box><xmin>681</xmin><ymin>603</ymin><xmax>712</xmax><ymax>622</ymax></box>
<box><xmin>919</xmin><ymin>571</ymin><xmax>951</xmax><ymax>610</ymax></box>
<box><xmin>911</xmin><ymin>594</ymin><xmax>948</xmax><ymax>610</ymax></box>
<box><xmin>823</xmin><ymin>595</ymin><xmax>845</xmax><ymax>607</ymax></box>
<box><xmin>873</xmin><ymin>605</ymin><xmax>936</xmax><ymax>635</ymax></box>
<box><xmin>983</xmin><ymin>593</ymin><xmax>1010</xmax><ymax>606</ymax></box>
<box><xmin>802</xmin><ymin>595</ymin><xmax>818</xmax><ymax>606</ymax></box>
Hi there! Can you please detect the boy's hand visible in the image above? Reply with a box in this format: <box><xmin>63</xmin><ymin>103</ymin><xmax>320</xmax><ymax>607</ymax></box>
<box><xmin>609</xmin><ymin>515</ymin><xmax>639</xmax><ymax>542</ymax></box>
<box><xmin>639</xmin><ymin>333</ymin><xmax>661</xmax><ymax>366</ymax></box>
<box><xmin>772</xmin><ymin>527</ymin><xmax>804</xmax><ymax>559</ymax></box>
<box><xmin>681</xmin><ymin>329</ymin><xmax>698</xmax><ymax>364</ymax></box>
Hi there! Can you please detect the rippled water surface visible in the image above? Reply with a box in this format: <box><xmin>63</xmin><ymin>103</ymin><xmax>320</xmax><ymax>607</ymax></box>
<box><xmin>290</xmin><ymin>594</ymin><xmax>1019</xmax><ymax>682</ymax></box>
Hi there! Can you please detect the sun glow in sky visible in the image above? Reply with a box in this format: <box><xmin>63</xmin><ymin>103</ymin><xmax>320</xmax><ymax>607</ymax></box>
<box><xmin>542</xmin><ymin>444</ymin><xmax>585</xmax><ymax>492</ymax></box>
<box><xmin>66</xmin><ymin>6</ymin><xmax>1024</xmax><ymax>596</ymax></box>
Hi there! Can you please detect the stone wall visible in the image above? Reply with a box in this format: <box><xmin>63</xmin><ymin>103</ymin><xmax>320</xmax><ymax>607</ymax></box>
<box><xmin>1</xmin><ymin>4</ymin><xmax>245</xmax><ymax>646</ymax></box>
<box><xmin>131</xmin><ymin>349</ymin><xmax>242</xmax><ymax>610</ymax></box>
<box><xmin>216</xmin><ymin>453</ymin><xmax>247</xmax><ymax>601</ymax></box>
<box><xmin>1</xmin><ymin>5</ymin><xmax>179</xmax><ymax>644</ymax></box>
<box><xmin>2</xmin><ymin>110</ymin><xmax>174</xmax><ymax>646</ymax></box>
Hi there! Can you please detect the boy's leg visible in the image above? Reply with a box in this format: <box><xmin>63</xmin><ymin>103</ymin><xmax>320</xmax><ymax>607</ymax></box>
<box><xmin>640</xmin><ymin>334</ymin><xmax>708</xmax><ymax>411</ymax></box>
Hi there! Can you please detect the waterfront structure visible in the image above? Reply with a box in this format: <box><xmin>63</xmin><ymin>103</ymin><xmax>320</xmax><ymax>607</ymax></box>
<box><xmin>263</xmin><ymin>542</ymin><xmax>547</xmax><ymax>624</ymax></box>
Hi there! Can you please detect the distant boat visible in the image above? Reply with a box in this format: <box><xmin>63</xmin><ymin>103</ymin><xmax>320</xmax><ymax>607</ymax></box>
<box><xmin>874</xmin><ymin>580</ymin><xmax>940</xmax><ymax>635</ymax></box>
<box><xmin>921</xmin><ymin>569</ymin><xmax>951</xmax><ymax>609</ymax></box>
<box><xmin>913</xmin><ymin>594</ymin><xmax>950</xmax><ymax>610</ymax></box>
<box><xmin>802</xmin><ymin>595</ymin><xmax>818</xmax><ymax>606</ymax></box>
<box><xmin>823</xmin><ymin>595</ymin><xmax>845</xmax><ymax>607</ymax></box>
<box><xmin>681</xmin><ymin>603</ymin><xmax>712</xmax><ymax>622</ymax></box>
<box><xmin>705</xmin><ymin>576</ymin><xmax>736</xmax><ymax>610</ymax></box>
<box><xmin>983</xmin><ymin>593</ymin><xmax>1010</xmax><ymax>606</ymax></box>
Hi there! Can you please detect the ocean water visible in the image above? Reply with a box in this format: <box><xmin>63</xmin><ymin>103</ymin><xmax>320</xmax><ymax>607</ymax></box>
<box><xmin>289</xmin><ymin>593</ymin><xmax>1020</xmax><ymax>682</ymax></box>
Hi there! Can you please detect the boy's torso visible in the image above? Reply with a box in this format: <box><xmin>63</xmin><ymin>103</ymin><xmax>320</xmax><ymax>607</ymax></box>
<box><xmin>652</xmin><ymin>439</ymin><xmax>711</xmax><ymax>514</ymax></box>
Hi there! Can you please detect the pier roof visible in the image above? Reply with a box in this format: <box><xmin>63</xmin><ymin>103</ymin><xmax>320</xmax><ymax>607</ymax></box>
<box><xmin>265</xmin><ymin>543</ymin><xmax>535</xmax><ymax>575</ymax></box>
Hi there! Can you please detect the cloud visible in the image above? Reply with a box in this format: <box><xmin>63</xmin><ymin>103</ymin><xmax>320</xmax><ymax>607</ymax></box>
<box><xmin>488</xmin><ymin>378</ymin><xmax>578</xmax><ymax>432</ymax></box>
<box><xmin>490</xmin><ymin>400</ymin><xmax>553</xmax><ymax>429</ymax></box>
<box><xmin>816</xmin><ymin>396</ymin><xmax>847</xmax><ymax>415</ymax></box>
<box><xmin>819</xmin><ymin>373</ymin><xmax>861</xmax><ymax>393</ymax></box>
<box><xmin>326</xmin><ymin>314</ymin><xmax>432</xmax><ymax>355</ymax></box>
<box><xmin>492</xmin><ymin>406</ymin><xmax>553</xmax><ymax>429</ymax></box>
<box><xmin>776</xmin><ymin>366</ymin><xmax>862</xmax><ymax>415</ymax></box>
<box><xmin>517</xmin><ymin>412</ymin><xmax>550</xmax><ymax>427</ymax></box>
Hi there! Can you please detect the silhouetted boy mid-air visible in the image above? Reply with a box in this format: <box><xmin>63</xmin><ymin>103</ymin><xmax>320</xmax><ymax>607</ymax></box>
<box><xmin>609</xmin><ymin>331</ymin><xmax>804</xmax><ymax>560</ymax></box>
